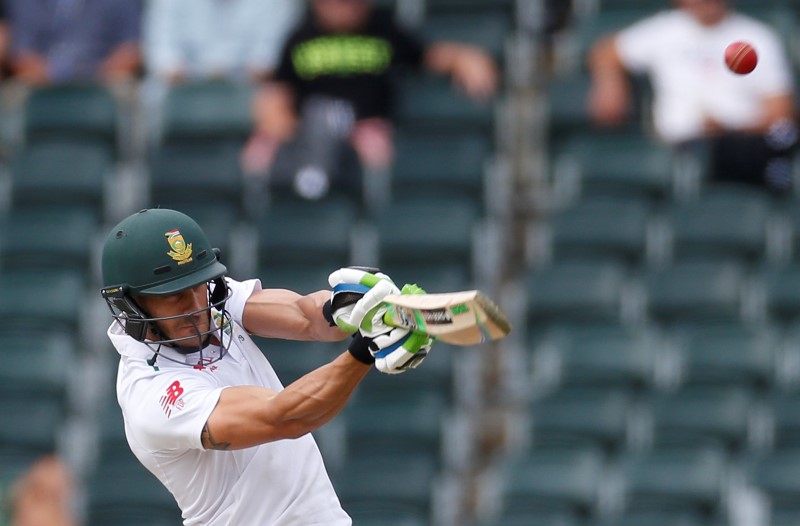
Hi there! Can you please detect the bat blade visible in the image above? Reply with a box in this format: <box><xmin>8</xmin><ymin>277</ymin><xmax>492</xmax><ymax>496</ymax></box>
<box><xmin>382</xmin><ymin>290</ymin><xmax>511</xmax><ymax>346</ymax></box>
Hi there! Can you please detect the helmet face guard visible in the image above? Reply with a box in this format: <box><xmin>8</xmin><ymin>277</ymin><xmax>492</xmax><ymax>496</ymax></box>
<box><xmin>101</xmin><ymin>277</ymin><xmax>234</xmax><ymax>365</ymax></box>
<box><xmin>100</xmin><ymin>209</ymin><xmax>234</xmax><ymax>366</ymax></box>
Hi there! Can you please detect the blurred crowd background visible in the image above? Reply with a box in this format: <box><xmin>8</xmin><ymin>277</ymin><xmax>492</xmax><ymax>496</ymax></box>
<box><xmin>1</xmin><ymin>0</ymin><xmax>800</xmax><ymax>525</ymax></box>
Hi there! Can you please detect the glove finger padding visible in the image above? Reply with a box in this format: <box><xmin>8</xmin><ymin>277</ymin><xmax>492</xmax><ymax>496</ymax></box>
<box><xmin>369</xmin><ymin>328</ymin><xmax>435</xmax><ymax>375</ymax></box>
<box><xmin>328</xmin><ymin>267</ymin><xmax>399</xmax><ymax>333</ymax></box>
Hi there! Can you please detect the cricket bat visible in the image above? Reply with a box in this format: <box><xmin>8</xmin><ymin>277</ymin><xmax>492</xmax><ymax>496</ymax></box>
<box><xmin>382</xmin><ymin>290</ymin><xmax>511</xmax><ymax>346</ymax></box>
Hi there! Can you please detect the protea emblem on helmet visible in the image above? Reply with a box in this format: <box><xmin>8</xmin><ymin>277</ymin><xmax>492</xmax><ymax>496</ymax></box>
<box><xmin>165</xmin><ymin>229</ymin><xmax>193</xmax><ymax>264</ymax></box>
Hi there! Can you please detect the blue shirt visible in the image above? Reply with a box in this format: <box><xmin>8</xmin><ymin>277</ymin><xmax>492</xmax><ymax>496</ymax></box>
<box><xmin>143</xmin><ymin>0</ymin><xmax>300</xmax><ymax>80</ymax></box>
<box><xmin>8</xmin><ymin>0</ymin><xmax>142</xmax><ymax>82</ymax></box>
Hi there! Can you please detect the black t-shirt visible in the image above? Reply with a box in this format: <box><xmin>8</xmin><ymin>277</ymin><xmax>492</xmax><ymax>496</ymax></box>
<box><xmin>275</xmin><ymin>8</ymin><xmax>425</xmax><ymax>120</ymax></box>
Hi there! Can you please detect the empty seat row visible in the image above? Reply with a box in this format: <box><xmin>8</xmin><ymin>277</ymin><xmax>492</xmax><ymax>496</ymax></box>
<box><xmin>522</xmin><ymin>259</ymin><xmax>800</xmax><ymax>328</ymax></box>
<box><xmin>538</xmin><ymin>187</ymin><xmax>788</xmax><ymax>266</ymax></box>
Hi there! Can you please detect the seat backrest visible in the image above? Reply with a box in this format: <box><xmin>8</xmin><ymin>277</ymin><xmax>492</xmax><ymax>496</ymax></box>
<box><xmin>161</xmin><ymin>81</ymin><xmax>253</xmax><ymax>145</ymax></box>
<box><xmin>25</xmin><ymin>83</ymin><xmax>118</xmax><ymax>150</ymax></box>
<box><xmin>644</xmin><ymin>261</ymin><xmax>746</xmax><ymax>324</ymax></box>
<box><xmin>668</xmin><ymin>188</ymin><xmax>770</xmax><ymax>263</ymax></box>
<box><xmin>525</xmin><ymin>261</ymin><xmax>628</xmax><ymax>326</ymax></box>
<box><xmin>11</xmin><ymin>141</ymin><xmax>112</xmax><ymax>213</ymax></box>
<box><xmin>549</xmin><ymin>196</ymin><xmax>649</xmax><ymax>265</ymax></box>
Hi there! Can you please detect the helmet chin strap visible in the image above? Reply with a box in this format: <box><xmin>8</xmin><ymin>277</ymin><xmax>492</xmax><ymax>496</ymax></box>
<box><xmin>143</xmin><ymin>279</ymin><xmax>232</xmax><ymax>367</ymax></box>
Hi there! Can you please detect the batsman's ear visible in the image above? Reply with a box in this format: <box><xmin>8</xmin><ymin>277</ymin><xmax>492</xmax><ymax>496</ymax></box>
<box><xmin>101</xmin><ymin>285</ymin><xmax>150</xmax><ymax>341</ymax></box>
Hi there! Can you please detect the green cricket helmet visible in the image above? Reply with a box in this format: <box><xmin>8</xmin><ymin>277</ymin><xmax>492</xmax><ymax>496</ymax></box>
<box><xmin>100</xmin><ymin>208</ymin><xmax>233</xmax><ymax>363</ymax></box>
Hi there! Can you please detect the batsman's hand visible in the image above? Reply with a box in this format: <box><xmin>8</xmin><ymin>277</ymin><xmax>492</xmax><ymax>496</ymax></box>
<box><xmin>369</xmin><ymin>326</ymin><xmax>434</xmax><ymax>374</ymax></box>
<box><xmin>328</xmin><ymin>266</ymin><xmax>399</xmax><ymax>335</ymax></box>
<box><xmin>367</xmin><ymin>283</ymin><xmax>435</xmax><ymax>374</ymax></box>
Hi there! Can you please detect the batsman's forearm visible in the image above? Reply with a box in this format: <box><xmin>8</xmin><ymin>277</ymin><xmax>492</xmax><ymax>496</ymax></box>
<box><xmin>265</xmin><ymin>352</ymin><xmax>370</xmax><ymax>439</ymax></box>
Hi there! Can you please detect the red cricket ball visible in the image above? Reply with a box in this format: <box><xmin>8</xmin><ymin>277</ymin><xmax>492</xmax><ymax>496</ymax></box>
<box><xmin>724</xmin><ymin>41</ymin><xmax>758</xmax><ymax>75</ymax></box>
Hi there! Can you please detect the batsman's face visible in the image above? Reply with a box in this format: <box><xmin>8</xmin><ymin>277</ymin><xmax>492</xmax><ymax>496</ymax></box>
<box><xmin>137</xmin><ymin>284</ymin><xmax>211</xmax><ymax>348</ymax></box>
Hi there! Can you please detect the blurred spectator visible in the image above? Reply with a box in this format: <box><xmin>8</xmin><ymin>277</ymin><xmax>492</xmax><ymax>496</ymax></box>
<box><xmin>241</xmin><ymin>0</ymin><xmax>498</xmax><ymax>200</ymax></box>
<box><xmin>0</xmin><ymin>2</ymin><xmax>10</xmax><ymax>79</ymax></box>
<box><xmin>588</xmin><ymin>0</ymin><xmax>797</xmax><ymax>191</ymax></box>
<box><xmin>9</xmin><ymin>455</ymin><xmax>75</xmax><ymax>526</ymax></box>
<box><xmin>143</xmin><ymin>0</ymin><xmax>301</xmax><ymax>84</ymax></box>
<box><xmin>7</xmin><ymin>0</ymin><xmax>142</xmax><ymax>85</ymax></box>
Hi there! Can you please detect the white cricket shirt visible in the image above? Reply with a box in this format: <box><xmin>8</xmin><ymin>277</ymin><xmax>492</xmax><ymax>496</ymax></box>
<box><xmin>615</xmin><ymin>9</ymin><xmax>793</xmax><ymax>143</ymax></box>
<box><xmin>108</xmin><ymin>278</ymin><xmax>351</xmax><ymax>526</ymax></box>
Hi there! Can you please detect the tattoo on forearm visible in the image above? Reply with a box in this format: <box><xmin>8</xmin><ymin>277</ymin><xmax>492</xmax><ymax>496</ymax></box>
<box><xmin>201</xmin><ymin>423</ymin><xmax>231</xmax><ymax>450</ymax></box>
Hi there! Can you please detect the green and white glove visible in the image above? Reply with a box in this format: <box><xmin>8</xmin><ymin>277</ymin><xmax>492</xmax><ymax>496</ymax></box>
<box><xmin>328</xmin><ymin>266</ymin><xmax>400</xmax><ymax>335</ymax></box>
<box><xmin>369</xmin><ymin>293</ymin><xmax>435</xmax><ymax>375</ymax></box>
<box><xmin>328</xmin><ymin>268</ymin><xmax>434</xmax><ymax>374</ymax></box>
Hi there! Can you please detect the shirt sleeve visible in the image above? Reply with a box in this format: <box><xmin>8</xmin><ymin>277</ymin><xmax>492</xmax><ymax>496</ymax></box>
<box><xmin>615</xmin><ymin>13</ymin><xmax>667</xmax><ymax>73</ymax></box>
<box><xmin>247</xmin><ymin>0</ymin><xmax>302</xmax><ymax>72</ymax></box>
<box><xmin>222</xmin><ymin>278</ymin><xmax>261</xmax><ymax>325</ymax></box>
<box><xmin>386</xmin><ymin>16</ymin><xmax>425</xmax><ymax>68</ymax></box>
<box><xmin>274</xmin><ymin>31</ymin><xmax>300</xmax><ymax>84</ymax></box>
<box><xmin>124</xmin><ymin>372</ymin><xmax>223</xmax><ymax>452</ymax></box>
<box><xmin>142</xmin><ymin>0</ymin><xmax>183</xmax><ymax>77</ymax></box>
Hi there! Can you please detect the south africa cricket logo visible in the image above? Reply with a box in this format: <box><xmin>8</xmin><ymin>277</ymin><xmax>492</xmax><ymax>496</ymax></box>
<box><xmin>165</xmin><ymin>229</ymin><xmax>193</xmax><ymax>264</ymax></box>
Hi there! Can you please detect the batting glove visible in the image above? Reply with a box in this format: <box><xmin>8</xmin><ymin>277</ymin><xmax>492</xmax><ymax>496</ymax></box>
<box><xmin>367</xmin><ymin>283</ymin><xmax>435</xmax><ymax>374</ymax></box>
<box><xmin>328</xmin><ymin>266</ymin><xmax>400</xmax><ymax>335</ymax></box>
<box><xmin>369</xmin><ymin>327</ymin><xmax>434</xmax><ymax>374</ymax></box>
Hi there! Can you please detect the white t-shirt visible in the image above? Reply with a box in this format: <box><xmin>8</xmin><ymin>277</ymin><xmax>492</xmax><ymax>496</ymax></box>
<box><xmin>615</xmin><ymin>10</ymin><xmax>793</xmax><ymax>143</ymax></box>
<box><xmin>108</xmin><ymin>277</ymin><xmax>351</xmax><ymax>526</ymax></box>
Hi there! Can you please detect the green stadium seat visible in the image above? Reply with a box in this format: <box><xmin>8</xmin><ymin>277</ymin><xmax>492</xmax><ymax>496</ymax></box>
<box><xmin>493</xmin><ymin>512</ymin><xmax>581</xmax><ymax>526</ymax></box>
<box><xmin>591</xmin><ymin>510</ymin><xmax>704</xmax><ymax>526</ymax></box>
<box><xmin>763</xmin><ymin>264</ymin><xmax>800</xmax><ymax>322</ymax></box>
<box><xmin>0</xmin><ymin>207</ymin><xmax>97</xmax><ymax>275</ymax></box>
<box><xmin>0</xmin><ymin>332</ymin><xmax>75</xmax><ymax>401</ymax></box>
<box><xmin>345</xmin><ymin>509</ymin><xmax>428</xmax><ymax>526</ymax></box>
<box><xmin>548</xmin><ymin>196</ymin><xmax>649</xmax><ymax>265</ymax></box>
<box><xmin>253</xmin><ymin>339</ymin><xmax>341</xmax><ymax>386</ymax></box>
<box><xmin>379</xmin><ymin>263</ymin><xmax>472</xmax><ymax>294</ymax></box>
<box><xmin>343</xmin><ymin>389</ymin><xmax>446</xmax><ymax>460</ymax></box>
<box><xmin>355</xmin><ymin>341</ymin><xmax>456</xmax><ymax>401</ymax></box>
<box><xmin>647</xmin><ymin>386</ymin><xmax>752</xmax><ymax>451</ymax></box>
<box><xmin>376</xmin><ymin>198</ymin><xmax>480</xmax><ymax>272</ymax></box>
<box><xmin>0</xmin><ymin>396</ymin><xmax>64</xmax><ymax>455</ymax></box>
<box><xmin>392</xmin><ymin>130</ymin><xmax>490</xmax><ymax>209</ymax></box>
<box><xmin>546</xmin><ymin>72</ymin><xmax>646</xmax><ymax>150</ymax></box>
<box><xmin>86</xmin><ymin>461</ymin><xmax>182</xmax><ymax>526</ymax></box>
<box><xmin>256</xmin><ymin>197</ymin><xmax>356</xmax><ymax>270</ymax></box>
<box><xmin>24</xmin><ymin>83</ymin><xmax>118</xmax><ymax>151</ymax></box>
<box><xmin>501</xmin><ymin>446</ymin><xmax>604</xmax><ymax>517</ymax></box>
<box><xmin>529</xmin><ymin>387</ymin><xmax>631</xmax><ymax>452</ymax></box>
<box><xmin>525</xmin><ymin>261</ymin><xmax>628</xmax><ymax>326</ymax></box>
<box><xmin>533</xmin><ymin>324</ymin><xmax>657</xmax><ymax>391</ymax></box>
<box><xmin>10</xmin><ymin>141</ymin><xmax>113</xmax><ymax>215</ymax></box>
<box><xmin>394</xmin><ymin>73</ymin><xmax>495</xmax><ymax>134</ymax></box>
<box><xmin>332</xmin><ymin>452</ymin><xmax>438</xmax><ymax>518</ymax></box>
<box><xmin>644</xmin><ymin>261</ymin><xmax>746</xmax><ymax>324</ymax></box>
<box><xmin>255</xmin><ymin>266</ymin><xmax>335</xmax><ymax>295</ymax></box>
<box><xmin>0</xmin><ymin>270</ymin><xmax>84</xmax><ymax>333</ymax></box>
<box><xmin>148</xmin><ymin>141</ymin><xmax>244</xmax><ymax>209</ymax></box>
<box><xmin>554</xmin><ymin>134</ymin><xmax>675</xmax><ymax>201</ymax></box>
<box><xmin>160</xmin><ymin>80</ymin><xmax>253</xmax><ymax>146</ymax></box>
<box><xmin>746</xmin><ymin>448</ymin><xmax>800</xmax><ymax>519</ymax></box>
<box><xmin>620</xmin><ymin>446</ymin><xmax>727</xmax><ymax>516</ymax></box>
<box><xmin>158</xmin><ymin>202</ymin><xmax>240</xmax><ymax>259</ymax></box>
<box><xmin>420</xmin><ymin>11</ymin><xmax>512</xmax><ymax>61</ymax></box>
<box><xmin>671</xmin><ymin>324</ymin><xmax>777</xmax><ymax>389</ymax></box>
<box><xmin>668</xmin><ymin>188</ymin><xmax>770</xmax><ymax>263</ymax></box>
<box><xmin>769</xmin><ymin>391</ymin><xmax>800</xmax><ymax>449</ymax></box>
